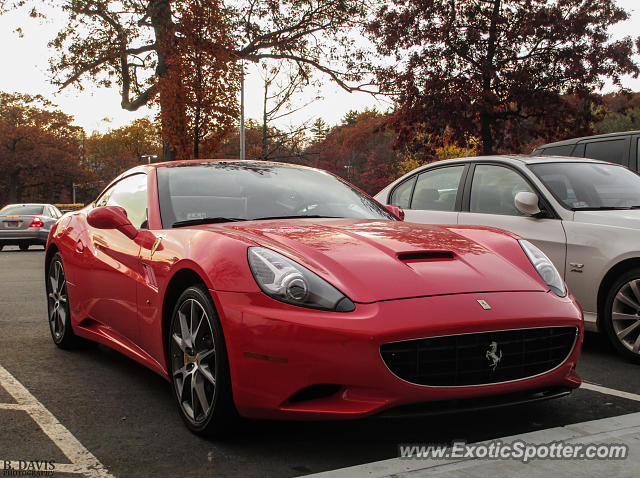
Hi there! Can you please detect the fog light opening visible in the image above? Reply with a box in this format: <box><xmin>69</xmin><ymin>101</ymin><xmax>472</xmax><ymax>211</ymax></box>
<box><xmin>288</xmin><ymin>384</ymin><xmax>342</xmax><ymax>404</ymax></box>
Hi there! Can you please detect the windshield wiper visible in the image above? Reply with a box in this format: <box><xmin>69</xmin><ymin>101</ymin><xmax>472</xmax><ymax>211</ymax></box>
<box><xmin>251</xmin><ymin>215</ymin><xmax>343</xmax><ymax>220</ymax></box>
<box><xmin>172</xmin><ymin>217</ymin><xmax>246</xmax><ymax>228</ymax></box>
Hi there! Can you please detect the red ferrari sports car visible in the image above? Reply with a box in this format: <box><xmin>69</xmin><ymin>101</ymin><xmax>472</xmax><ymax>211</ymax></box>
<box><xmin>45</xmin><ymin>160</ymin><xmax>583</xmax><ymax>436</ymax></box>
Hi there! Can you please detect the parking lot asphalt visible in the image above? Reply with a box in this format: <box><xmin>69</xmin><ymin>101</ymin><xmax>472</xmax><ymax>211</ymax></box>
<box><xmin>1</xmin><ymin>247</ymin><xmax>639</xmax><ymax>478</ymax></box>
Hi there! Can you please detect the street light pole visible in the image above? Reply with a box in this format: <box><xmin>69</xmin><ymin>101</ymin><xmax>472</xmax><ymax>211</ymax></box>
<box><xmin>240</xmin><ymin>61</ymin><xmax>245</xmax><ymax>160</ymax></box>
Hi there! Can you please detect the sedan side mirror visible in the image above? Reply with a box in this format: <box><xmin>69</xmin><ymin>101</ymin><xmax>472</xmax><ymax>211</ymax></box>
<box><xmin>87</xmin><ymin>206</ymin><xmax>138</xmax><ymax>239</ymax></box>
<box><xmin>514</xmin><ymin>191</ymin><xmax>541</xmax><ymax>216</ymax></box>
<box><xmin>385</xmin><ymin>204</ymin><xmax>405</xmax><ymax>221</ymax></box>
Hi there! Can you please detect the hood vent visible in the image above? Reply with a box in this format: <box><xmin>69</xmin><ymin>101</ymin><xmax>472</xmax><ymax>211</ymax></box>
<box><xmin>397</xmin><ymin>251</ymin><xmax>454</xmax><ymax>262</ymax></box>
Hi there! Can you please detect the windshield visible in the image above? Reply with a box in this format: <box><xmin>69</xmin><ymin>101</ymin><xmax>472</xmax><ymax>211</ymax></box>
<box><xmin>157</xmin><ymin>162</ymin><xmax>395</xmax><ymax>228</ymax></box>
<box><xmin>529</xmin><ymin>162</ymin><xmax>640</xmax><ymax>210</ymax></box>
<box><xmin>0</xmin><ymin>205</ymin><xmax>45</xmax><ymax>216</ymax></box>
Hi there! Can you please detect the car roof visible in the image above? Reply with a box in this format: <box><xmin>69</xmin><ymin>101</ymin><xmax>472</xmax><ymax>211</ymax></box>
<box><xmin>411</xmin><ymin>154</ymin><xmax>610</xmax><ymax>168</ymax></box>
<box><xmin>148</xmin><ymin>159</ymin><xmax>309</xmax><ymax>169</ymax></box>
<box><xmin>119</xmin><ymin>159</ymin><xmax>315</xmax><ymax>177</ymax></box>
<box><xmin>535</xmin><ymin>130</ymin><xmax>640</xmax><ymax>149</ymax></box>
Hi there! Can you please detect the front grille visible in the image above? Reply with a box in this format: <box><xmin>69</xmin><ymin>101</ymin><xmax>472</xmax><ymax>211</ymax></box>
<box><xmin>380</xmin><ymin>326</ymin><xmax>577</xmax><ymax>387</ymax></box>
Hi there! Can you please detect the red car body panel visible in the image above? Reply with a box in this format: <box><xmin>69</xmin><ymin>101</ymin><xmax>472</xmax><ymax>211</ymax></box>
<box><xmin>46</xmin><ymin>161</ymin><xmax>583</xmax><ymax>420</ymax></box>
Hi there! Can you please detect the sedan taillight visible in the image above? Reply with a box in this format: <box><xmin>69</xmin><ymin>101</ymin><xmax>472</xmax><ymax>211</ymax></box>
<box><xmin>30</xmin><ymin>216</ymin><xmax>44</xmax><ymax>228</ymax></box>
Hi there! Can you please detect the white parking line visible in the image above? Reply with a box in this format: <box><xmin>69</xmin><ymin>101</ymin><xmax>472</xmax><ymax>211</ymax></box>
<box><xmin>0</xmin><ymin>402</ymin><xmax>27</xmax><ymax>411</ymax></box>
<box><xmin>581</xmin><ymin>381</ymin><xmax>640</xmax><ymax>402</ymax></box>
<box><xmin>0</xmin><ymin>364</ymin><xmax>114</xmax><ymax>478</ymax></box>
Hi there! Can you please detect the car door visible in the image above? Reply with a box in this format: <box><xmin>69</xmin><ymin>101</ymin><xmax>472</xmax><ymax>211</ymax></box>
<box><xmin>458</xmin><ymin>163</ymin><xmax>568</xmax><ymax>276</ymax></box>
<box><xmin>82</xmin><ymin>173</ymin><xmax>149</xmax><ymax>343</ymax></box>
<box><xmin>389</xmin><ymin>165</ymin><xmax>466</xmax><ymax>224</ymax></box>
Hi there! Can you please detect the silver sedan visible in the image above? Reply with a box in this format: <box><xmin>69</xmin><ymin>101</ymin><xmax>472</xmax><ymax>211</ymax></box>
<box><xmin>376</xmin><ymin>156</ymin><xmax>640</xmax><ymax>363</ymax></box>
<box><xmin>0</xmin><ymin>203</ymin><xmax>62</xmax><ymax>251</ymax></box>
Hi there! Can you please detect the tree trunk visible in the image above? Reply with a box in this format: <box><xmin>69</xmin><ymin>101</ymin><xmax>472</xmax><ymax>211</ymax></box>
<box><xmin>151</xmin><ymin>0</ymin><xmax>189</xmax><ymax>162</ymax></box>
<box><xmin>8</xmin><ymin>172</ymin><xmax>19</xmax><ymax>203</ymax></box>
<box><xmin>478</xmin><ymin>0</ymin><xmax>501</xmax><ymax>156</ymax></box>
<box><xmin>480</xmin><ymin>110</ymin><xmax>493</xmax><ymax>155</ymax></box>
<box><xmin>193</xmin><ymin>113</ymin><xmax>200</xmax><ymax>159</ymax></box>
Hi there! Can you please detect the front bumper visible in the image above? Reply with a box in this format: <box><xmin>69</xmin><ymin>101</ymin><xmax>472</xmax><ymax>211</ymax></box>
<box><xmin>213</xmin><ymin>290</ymin><xmax>583</xmax><ymax>420</ymax></box>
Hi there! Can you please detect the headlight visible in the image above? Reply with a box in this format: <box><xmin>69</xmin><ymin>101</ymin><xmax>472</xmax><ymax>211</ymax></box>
<box><xmin>519</xmin><ymin>240</ymin><xmax>566</xmax><ymax>297</ymax></box>
<box><xmin>247</xmin><ymin>247</ymin><xmax>356</xmax><ymax>312</ymax></box>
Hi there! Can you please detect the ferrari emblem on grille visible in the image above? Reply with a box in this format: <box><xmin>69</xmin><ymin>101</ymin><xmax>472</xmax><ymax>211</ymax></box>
<box><xmin>485</xmin><ymin>341</ymin><xmax>502</xmax><ymax>372</ymax></box>
<box><xmin>477</xmin><ymin>299</ymin><xmax>491</xmax><ymax>310</ymax></box>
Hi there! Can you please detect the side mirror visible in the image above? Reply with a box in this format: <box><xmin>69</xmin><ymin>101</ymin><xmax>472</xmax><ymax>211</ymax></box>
<box><xmin>87</xmin><ymin>206</ymin><xmax>138</xmax><ymax>239</ymax></box>
<box><xmin>514</xmin><ymin>191</ymin><xmax>541</xmax><ymax>216</ymax></box>
<box><xmin>385</xmin><ymin>204</ymin><xmax>405</xmax><ymax>221</ymax></box>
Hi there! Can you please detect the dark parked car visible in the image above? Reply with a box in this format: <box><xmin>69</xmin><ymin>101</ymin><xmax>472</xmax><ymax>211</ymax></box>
<box><xmin>0</xmin><ymin>203</ymin><xmax>62</xmax><ymax>250</ymax></box>
<box><xmin>532</xmin><ymin>130</ymin><xmax>640</xmax><ymax>170</ymax></box>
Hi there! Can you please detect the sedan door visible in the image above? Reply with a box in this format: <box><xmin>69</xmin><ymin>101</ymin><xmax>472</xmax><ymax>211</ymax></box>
<box><xmin>388</xmin><ymin>165</ymin><xmax>466</xmax><ymax>225</ymax></box>
<box><xmin>457</xmin><ymin>163</ymin><xmax>568</xmax><ymax>277</ymax></box>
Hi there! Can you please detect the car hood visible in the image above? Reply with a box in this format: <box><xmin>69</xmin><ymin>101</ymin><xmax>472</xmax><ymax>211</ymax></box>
<box><xmin>220</xmin><ymin>218</ymin><xmax>545</xmax><ymax>303</ymax></box>
<box><xmin>573</xmin><ymin>209</ymin><xmax>640</xmax><ymax>229</ymax></box>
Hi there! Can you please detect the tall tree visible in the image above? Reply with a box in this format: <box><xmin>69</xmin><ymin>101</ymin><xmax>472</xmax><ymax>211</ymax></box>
<box><xmin>177</xmin><ymin>0</ymin><xmax>240</xmax><ymax>158</ymax></box>
<box><xmin>310</xmin><ymin>117</ymin><xmax>329</xmax><ymax>142</ymax></box>
<box><xmin>370</xmin><ymin>0</ymin><xmax>640</xmax><ymax>154</ymax></box>
<box><xmin>2</xmin><ymin>0</ymin><xmax>366</xmax><ymax>161</ymax></box>
<box><xmin>0</xmin><ymin>92</ymin><xmax>85</xmax><ymax>203</ymax></box>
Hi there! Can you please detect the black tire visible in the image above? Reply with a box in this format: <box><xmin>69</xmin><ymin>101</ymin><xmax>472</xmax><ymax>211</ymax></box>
<box><xmin>602</xmin><ymin>268</ymin><xmax>640</xmax><ymax>364</ymax></box>
<box><xmin>46</xmin><ymin>253</ymin><xmax>80</xmax><ymax>349</ymax></box>
<box><xmin>0</xmin><ymin>244</ymin><xmax>4</xmax><ymax>251</ymax></box>
<box><xmin>168</xmin><ymin>285</ymin><xmax>237</xmax><ymax>437</ymax></box>
<box><xmin>19</xmin><ymin>243</ymin><xmax>29</xmax><ymax>251</ymax></box>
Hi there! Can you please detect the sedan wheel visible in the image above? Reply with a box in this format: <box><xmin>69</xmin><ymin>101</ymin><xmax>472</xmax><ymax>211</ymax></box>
<box><xmin>46</xmin><ymin>253</ymin><xmax>79</xmax><ymax>348</ymax></box>
<box><xmin>169</xmin><ymin>285</ymin><xmax>235</xmax><ymax>436</ymax></box>
<box><xmin>604</xmin><ymin>269</ymin><xmax>640</xmax><ymax>364</ymax></box>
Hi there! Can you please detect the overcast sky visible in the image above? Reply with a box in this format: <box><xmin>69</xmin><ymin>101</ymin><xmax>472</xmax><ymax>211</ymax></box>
<box><xmin>0</xmin><ymin>0</ymin><xmax>638</xmax><ymax>134</ymax></box>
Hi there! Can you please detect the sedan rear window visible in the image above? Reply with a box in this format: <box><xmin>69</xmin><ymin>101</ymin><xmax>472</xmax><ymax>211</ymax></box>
<box><xmin>0</xmin><ymin>205</ymin><xmax>45</xmax><ymax>215</ymax></box>
<box><xmin>529</xmin><ymin>162</ymin><xmax>640</xmax><ymax>210</ymax></box>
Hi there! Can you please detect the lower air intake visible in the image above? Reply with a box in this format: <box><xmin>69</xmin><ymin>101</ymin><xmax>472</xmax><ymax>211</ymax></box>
<box><xmin>380</xmin><ymin>326</ymin><xmax>577</xmax><ymax>387</ymax></box>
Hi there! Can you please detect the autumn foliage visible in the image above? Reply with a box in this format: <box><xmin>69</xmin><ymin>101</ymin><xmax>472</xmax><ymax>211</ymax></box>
<box><xmin>0</xmin><ymin>93</ymin><xmax>86</xmax><ymax>204</ymax></box>
<box><xmin>1</xmin><ymin>1</ymin><xmax>640</xmax><ymax>204</ymax></box>
<box><xmin>369</xmin><ymin>0</ymin><xmax>640</xmax><ymax>155</ymax></box>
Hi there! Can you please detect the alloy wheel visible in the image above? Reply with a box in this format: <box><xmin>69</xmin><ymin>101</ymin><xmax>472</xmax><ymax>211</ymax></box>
<box><xmin>611</xmin><ymin>278</ymin><xmax>640</xmax><ymax>355</ymax></box>
<box><xmin>47</xmin><ymin>259</ymin><xmax>68</xmax><ymax>342</ymax></box>
<box><xmin>170</xmin><ymin>298</ymin><xmax>217</xmax><ymax>425</ymax></box>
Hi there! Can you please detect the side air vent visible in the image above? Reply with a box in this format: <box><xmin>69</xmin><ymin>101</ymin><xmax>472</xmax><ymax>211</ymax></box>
<box><xmin>397</xmin><ymin>251</ymin><xmax>454</xmax><ymax>261</ymax></box>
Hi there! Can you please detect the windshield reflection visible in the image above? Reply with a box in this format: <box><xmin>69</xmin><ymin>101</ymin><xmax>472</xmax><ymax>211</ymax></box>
<box><xmin>158</xmin><ymin>161</ymin><xmax>395</xmax><ymax>228</ymax></box>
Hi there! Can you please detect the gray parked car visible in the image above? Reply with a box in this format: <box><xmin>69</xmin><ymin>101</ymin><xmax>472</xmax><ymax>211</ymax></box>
<box><xmin>0</xmin><ymin>203</ymin><xmax>62</xmax><ymax>251</ymax></box>
<box><xmin>376</xmin><ymin>155</ymin><xmax>640</xmax><ymax>363</ymax></box>
<box><xmin>532</xmin><ymin>130</ymin><xmax>640</xmax><ymax>170</ymax></box>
